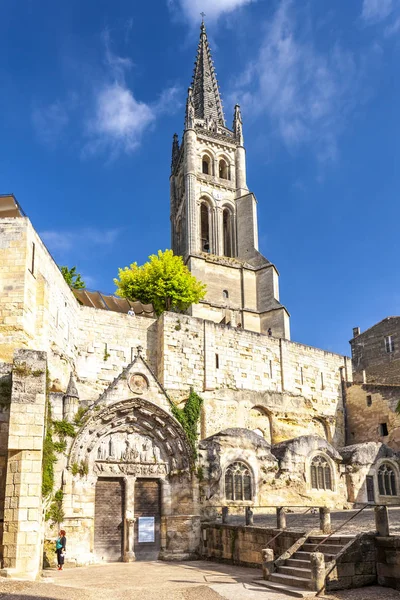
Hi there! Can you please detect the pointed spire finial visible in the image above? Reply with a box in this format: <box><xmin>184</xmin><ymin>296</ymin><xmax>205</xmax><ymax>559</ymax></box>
<box><xmin>190</xmin><ymin>17</ymin><xmax>225</xmax><ymax>126</ymax></box>
<box><xmin>200</xmin><ymin>11</ymin><xmax>206</xmax><ymax>23</ymax></box>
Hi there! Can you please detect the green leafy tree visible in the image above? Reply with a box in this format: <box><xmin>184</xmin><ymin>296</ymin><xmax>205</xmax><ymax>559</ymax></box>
<box><xmin>60</xmin><ymin>266</ymin><xmax>86</xmax><ymax>289</ymax></box>
<box><xmin>114</xmin><ymin>249</ymin><xmax>206</xmax><ymax>316</ymax></box>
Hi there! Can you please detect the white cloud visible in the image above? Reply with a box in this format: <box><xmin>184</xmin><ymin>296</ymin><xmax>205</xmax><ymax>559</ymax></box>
<box><xmin>85</xmin><ymin>83</ymin><xmax>155</xmax><ymax>156</ymax></box>
<box><xmin>231</xmin><ymin>0</ymin><xmax>359</xmax><ymax>161</ymax></box>
<box><xmin>40</xmin><ymin>227</ymin><xmax>120</xmax><ymax>253</ymax></box>
<box><xmin>32</xmin><ymin>101</ymin><xmax>69</xmax><ymax>146</ymax></box>
<box><xmin>361</xmin><ymin>0</ymin><xmax>394</xmax><ymax>23</ymax></box>
<box><xmin>168</xmin><ymin>0</ymin><xmax>255</xmax><ymax>23</ymax></box>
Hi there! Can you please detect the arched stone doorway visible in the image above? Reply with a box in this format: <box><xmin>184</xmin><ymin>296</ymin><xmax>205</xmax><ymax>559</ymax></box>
<box><xmin>68</xmin><ymin>397</ymin><xmax>193</xmax><ymax>562</ymax></box>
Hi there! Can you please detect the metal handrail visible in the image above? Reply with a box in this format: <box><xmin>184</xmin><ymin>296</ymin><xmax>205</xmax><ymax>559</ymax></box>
<box><xmin>314</xmin><ymin>504</ymin><xmax>369</xmax><ymax>551</ymax></box>
<box><xmin>263</xmin><ymin>529</ymin><xmax>284</xmax><ymax>548</ymax></box>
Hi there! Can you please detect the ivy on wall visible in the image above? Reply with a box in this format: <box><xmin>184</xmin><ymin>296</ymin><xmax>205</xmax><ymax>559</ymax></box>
<box><xmin>171</xmin><ymin>389</ymin><xmax>203</xmax><ymax>459</ymax></box>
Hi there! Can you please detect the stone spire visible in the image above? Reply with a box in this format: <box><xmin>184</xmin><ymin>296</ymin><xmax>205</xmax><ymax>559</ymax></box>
<box><xmin>190</xmin><ymin>22</ymin><xmax>225</xmax><ymax>126</ymax></box>
<box><xmin>171</xmin><ymin>133</ymin><xmax>180</xmax><ymax>172</ymax></box>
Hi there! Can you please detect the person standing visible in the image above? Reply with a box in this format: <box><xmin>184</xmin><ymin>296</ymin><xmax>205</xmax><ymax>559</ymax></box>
<box><xmin>56</xmin><ymin>529</ymin><xmax>66</xmax><ymax>570</ymax></box>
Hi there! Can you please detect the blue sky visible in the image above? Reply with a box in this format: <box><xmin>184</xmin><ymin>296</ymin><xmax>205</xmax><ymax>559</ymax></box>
<box><xmin>1</xmin><ymin>0</ymin><xmax>399</xmax><ymax>356</ymax></box>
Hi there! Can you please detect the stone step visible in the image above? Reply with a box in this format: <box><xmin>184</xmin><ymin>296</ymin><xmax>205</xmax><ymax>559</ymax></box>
<box><xmin>278</xmin><ymin>565</ymin><xmax>312</xmax><ymax>579</ymax></box>
<box><xmin>286</xmin><ymin>558</ymin><xmax>311</xmax><ymax>569</ymax></box>
<box><xmin>308</xmin><ymin>535</ymin><xmax>354</xmax><ymax>544</ymax></box>
<box><xmin>252</xmin><ymin>579</ymin><xmax>317</xmax><ymax>598</ymax></box>
<box><xmin>293</xmin><ymin>551</ymin><xmax>335</xmax><ymax>561</ymax></box>
<box><xmin>270</xmin><ymin>572</ymin><xmax>312</xmax><ymax>589</ymax></box>
<box><xmin>302</xmin><ymin>543</ymin><xmax>343</xmax><ymax>554</ymax></box>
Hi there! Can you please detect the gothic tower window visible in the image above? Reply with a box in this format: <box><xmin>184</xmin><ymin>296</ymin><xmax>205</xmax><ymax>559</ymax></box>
<box><xmin>200</xmin><ymin>202</ymin><xmax>211</xmax><ymax>253</ymax></box>
<box><xmin>225</xmin><ymin>462</ymin><xmax>252</xmax><ymax>501</ymax></box>
<box><xmin>202</xmin><ymin>155</ymin><xmax>211</xmax><ymax>175</ymax></box>
<box><xmin>219</xmin><ymin>158</ymin><xmax>229</xmax><ymax>180</ymax></box>
<box><xmin>310</xmin><ymin>455</ymin><xmax>333</xmax><ymax>491</ymax></box>
<box><xmin>378</xmin><ymin>463</ymin><xmax>397</xmax><ymax>496</ymax></box>
<box><xmin>223</xmin><ymin>207</ymin><xmax>233</xmax><ymax>257</ymax></box>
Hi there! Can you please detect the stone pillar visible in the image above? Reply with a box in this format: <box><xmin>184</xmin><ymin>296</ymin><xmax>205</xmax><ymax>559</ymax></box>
<box><xmin>262</xmin><ymin>548</ymin><xmax>274</xmax><ymax>580</ymax></box>
<box><xmin>310</xmin><ymin>552</ymin><xmax>325</xmax><ymax>593</ymax></box>
<box><xmin>375</xmin><ymin>505</ymin><xmax>390</xmax><ymax>537</ymax></box>
<box><xmin>1</xmin><ymin>350</ymin><xmax>47</xmax><ymax>580</ymax></box>
<box><xmin>184</xmin><ymin>128</ymin><xmax>198</xmax><ymax>256</ymax></box>
<box><xmin>222</xmin><ymin>507</ymin><xmax>229</xmax><ymax>524</ymax></box>
<box><xmin>245</xmin><ymin>506</ymin><xmax>253</xmax><ymax>526</ymax></box>
<box><xmin>235</xmin><ymin>146</ymin><xmax>247</xmax><ymax>195</ymax></box>
<box><xmin>319</xmin><ymin>507</ymin><xmax>331</xmax><ymax>534</ymax></box>
<box><xmin>276</xmin><ymin>507</ymin><xmax>286</xmax><ymax>530</ymax></box>
<box><xmin>124</xmin><ymin>477</ymin><xmax>136</xmax><ymax>562</ymax></box>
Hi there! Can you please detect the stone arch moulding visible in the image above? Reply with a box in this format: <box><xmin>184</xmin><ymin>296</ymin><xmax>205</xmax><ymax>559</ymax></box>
<box><xmin>305</xmin><ymin>450</ymin><xmax>338</xmax><ymax>493</ymax></box>
<box><xmin>312</xmin><ymin>417</ymin><xmax>332</xmax><ymax>443</ymax></box>
<box><xmin>68</xmin><ymin>397</ymin><xmax>193</xmax><ymax>479</ymax></box>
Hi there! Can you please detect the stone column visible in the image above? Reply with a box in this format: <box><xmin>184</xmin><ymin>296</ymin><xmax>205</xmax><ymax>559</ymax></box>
<box><xmin>222</xmin><ymin>507</ymin><xmax>229</xmax><ymax>524</ymax></box>
<box><xmin>262</xmin><ymin>548</ymin><xmax>274</xmax><ymax>580</ymax></box>
<box><xmin>310</xmin><ymin>552</ymin><xmax>325</xmax><ymax>593</ymax></box>
<box><xmin>245</xmin><ymin>506</ymin><xmax>253</xmax><ymax>526</ymax></box>
<box><xmin>276</xmin><ymin>507</ymin><xmax>286</xmax><ymax>530</ymax></box>
<box><xmin>124</xmin><ymin>476</ymin><xmax>136</xmax><ymax>562</ymax></box>
<box><xmin>375</xmin><ymin>505</ymin><xmax>390</xmax><ymax>537</ymax></box>
<box><xmin>319</xmin><ymin>507</ymin><xmax>331</xmax><ymax>534</ymax></box>
<box><xmin>1</xmin><ymin>350</ymin><xmax>47</xmax><ymax>580</ymax></box>
<box><xmin>184</xmin><ymin>128</ymin><xmax>198</xmax><ymax>256</ymax></box>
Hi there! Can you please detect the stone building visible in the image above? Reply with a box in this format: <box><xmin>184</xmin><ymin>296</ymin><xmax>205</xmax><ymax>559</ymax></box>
<box><xmin>0</xmin><ymin>24</ymin><xmax>399</xmax><ymax>580</ymax></box>
<box><xmin>346</xmin><ymin>319</ymin><xmax>400</xmax><ymax>452</ymax></box>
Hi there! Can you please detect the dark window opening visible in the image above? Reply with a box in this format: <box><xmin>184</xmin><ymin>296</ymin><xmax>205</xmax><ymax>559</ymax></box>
<box><xmin>378</xmin><ymin>464</ymin><xmax>397</xmax><ymax>496</ymax></box>
<box><xmin>219</xmin><ymin>159</ymin><xmax>228</xmax><ymax>180</ymax></box>
<box><xmin>225</xmin><ymin>462</ymin><xmax>252</xmax><ymax>501</ymax></box>
<box><xmin>223</xmin><ymin>208</ymin><xmax>233</xmax><ymax>257</ymax></box>
<box><xmin>380</xmin><ymin>423</ymin><xmax>389</xmax><ymax>437</ymax></box>
<box><xmin>215</xmin><ymin>353</ymin><xmax>219</xmax><ymax>369</ymax></box>
<box><xmin>385</xmin><ymin>335</ymin><xmax>395</xmax><ymax>353</ymax></box>
<box><xmin>366</xmin><ymin>395</ymin><xmax>372</xmax><ymax>407</ymax></box>
<box><xmin>29</xmin><ymin>242</ymin><xmax>35</xmax><ymax>276</ymax></box>
<box><xmin>310</xmin><ymin>455</ymin><xmax>333</xmax><ymax>491</ymax></box>
<box><xmin>200</xmin><ymin>203</ymin><xmax>210</xmax><ymax>252</ymax></box>
<box><xmin>202</xmin><ymin>156</ymin><xmax>211</xmax><ymax>175</ymax></box>
<box><xmin>223</xmin><ymin>289</ymin><xmax>229</xmax><ymax>299</ymax></box>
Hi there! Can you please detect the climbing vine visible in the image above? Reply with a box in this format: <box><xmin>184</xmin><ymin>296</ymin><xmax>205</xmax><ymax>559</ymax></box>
<box><xmin>171</xmin><ymin>389</ymin><xmax>203</xmax><ymax>459</ymax></box>
<box><xmin>42</xmin><ymin>371</ymin><xmax>57</xmax><ymax>498</ymax></box>
<box><xmin>45</xmin><ymin>489</ymin><xmax>65</xmax><ymax>527</ymax></box>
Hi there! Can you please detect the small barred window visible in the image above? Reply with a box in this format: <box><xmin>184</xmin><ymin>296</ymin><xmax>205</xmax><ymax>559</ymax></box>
<box><xmin>378</xmin><ymin>464</ymin><xmax>397</xmax><ymax>496</ymax></box>
<box><xmin>310</xmin><ymin>455</ymin><xmax>333</xmax><ymax>491</ymax></box>
<box><xmin>225</xmin><ymin>462</ymin><xmax>252</xmax><ymax>501</ymax></box>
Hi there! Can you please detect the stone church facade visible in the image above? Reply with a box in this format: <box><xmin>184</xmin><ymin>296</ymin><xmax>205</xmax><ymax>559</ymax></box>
<box><xmin>0</xmin><ymin>24</ymin><xmax>399</xmax><ymax>580</ymax></box>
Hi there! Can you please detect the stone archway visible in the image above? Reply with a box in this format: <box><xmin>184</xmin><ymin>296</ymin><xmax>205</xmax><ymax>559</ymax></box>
<box><xmin>68</xmin><ymin>398</ymin><xmax>193</xmax><ymax>562</ymax></box>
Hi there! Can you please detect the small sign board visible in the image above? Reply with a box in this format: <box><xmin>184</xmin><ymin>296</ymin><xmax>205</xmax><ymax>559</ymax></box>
<box><xmin>138</xmin><ymin>517</ymin><xmax>155</xmax><ymax>543</ymax></box>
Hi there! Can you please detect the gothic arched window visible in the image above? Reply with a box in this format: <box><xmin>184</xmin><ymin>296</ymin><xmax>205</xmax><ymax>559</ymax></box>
<box><xmin>200</xmin><ymin>202</ymin><xmax>211</xmax><ymax>253</ymax></box>
<box><xmin>378</xmin><ymin>463</ymin><xmax>397</xmax><ymax>496</ymax></box>
<box><xmin>219</xmin><ymin>159</ymin><xmax>229</xmax><ymax>180</ymax></box>
<box><xmin>310</xmin><ymin>455</ymin><xmax>333</xmax><ymax>491</ymax></box>
<box><xmin>225</xmin><ymin>462</ymin><xmax>252</xmax><ymax>501</ymax></box>
<box><xmin>223</xmin><ymin>208</ymin><xmax>233</xmax><ymax>257</ymax></box>
<box><xmin>202</xmin><ymin>155</ymin><xmax>211</xmax><ymax>175</ymax></box>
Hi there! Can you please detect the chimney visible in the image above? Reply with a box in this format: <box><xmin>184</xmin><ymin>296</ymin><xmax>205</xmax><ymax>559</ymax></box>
<box><xmin>353</xmin><ymin>327</ymin><xmax>360</xmax><ymax>338</ymax></box>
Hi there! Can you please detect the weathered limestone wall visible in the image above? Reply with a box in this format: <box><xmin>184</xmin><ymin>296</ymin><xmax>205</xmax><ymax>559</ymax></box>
<box><xmin>346</xmin><ymin>384</ymin><xmax>400</xmax><ymax>451</ymax></box>
<box><xmin>351</xmin><ymin>317</ymin><xmax>400</xmax><ymax>384</ymax></box>
<box><xmin>75</xmin><ymin>307</ymin><xmax>156</xmax><ymax>401</ymax></box>
<box><xmin>0</xmin><ymin>362</ymin><xmax>12</xmax><ymax>560</ymax></box>
<box><xmin>376</xmin><ymin>536</ymin><xmax>400</xmax><ymax>591</ymax></box>
<box><xmin>325</xmin><ymin>533</ymin><xmax>377</xmax><ymax>591</ymax></box>
<box><xmin>0</xmin><ymin>218</ymin><xmax>80</xmax><ymax>385</ymax></box>
<box><xmin>200</xmin><ymin>523</ymin><xmax>304</xmax><ymax>567</ymax></box>
<box><xmin>160</xmin><ymin>313</ymin><xmax>349</xmax><ymax>446</ymax></box>
<box><xmin>2</xmin><ymin>350</ymin><xmax>47</xmax><ymax>579</ymax></box>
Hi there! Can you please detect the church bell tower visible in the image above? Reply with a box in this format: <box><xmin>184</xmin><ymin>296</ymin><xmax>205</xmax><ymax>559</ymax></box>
<box><xmin>170</xmin><ymin>22</ymin><xmax>290</xmax><ymax>339</ymax></box>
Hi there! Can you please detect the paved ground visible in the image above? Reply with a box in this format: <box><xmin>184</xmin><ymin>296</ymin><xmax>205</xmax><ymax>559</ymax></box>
<box><xmin>225</xmin><ymin>507</ymin><xmax>400</xmax><ymax>536</ymax></box>
<box><xmin>0</xmin><ymin>561</ymin><xmax>399</xmax><ymax>600</ymax></box>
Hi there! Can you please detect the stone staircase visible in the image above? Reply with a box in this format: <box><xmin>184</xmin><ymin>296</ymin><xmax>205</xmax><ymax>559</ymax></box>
<box><xmin>254</xmin><ymin>534</ymin><xmax>355</xmax><ymax>598</ymax></box>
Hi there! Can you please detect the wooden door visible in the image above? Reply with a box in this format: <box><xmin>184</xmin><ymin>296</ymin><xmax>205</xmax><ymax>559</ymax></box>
<box><xmin>94</xmin><ymin>478</ymin><xmax>124</xmax><ymax>561</ymax></box>
<box><xmin>134</xmin><ymin>479</ymin><xmax>161</xmax><ymax>560</ymax></box>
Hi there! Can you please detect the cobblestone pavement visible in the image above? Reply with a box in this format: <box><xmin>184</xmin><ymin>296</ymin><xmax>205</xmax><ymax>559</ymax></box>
<box><xmin>0</xmin><ymin>562</ymin><xmax>399</xmax><ymax>600</ymax></box>
<box><xmin>225</xmin><ymin>507</ymin><xmax>400</xmax><ymax>535</ymax></box>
